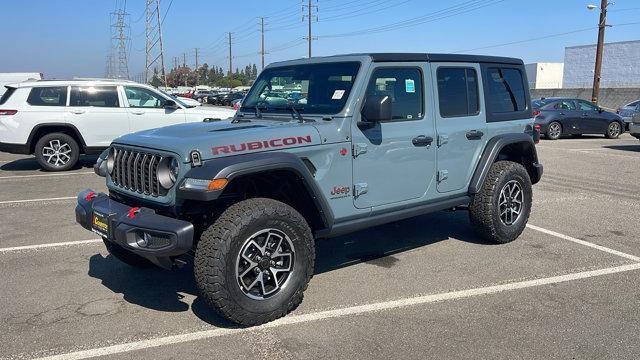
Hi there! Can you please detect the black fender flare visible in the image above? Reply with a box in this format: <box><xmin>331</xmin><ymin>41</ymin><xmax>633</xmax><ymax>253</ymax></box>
<box><xmin>177</xmin><ymin>152</ymin><xmax>334</xmax><ymax>230</ymax></box>
<box><xmin>468</xmin><ymin>133</ymin><xmax>543</xmax><ymax>194</ymax></box>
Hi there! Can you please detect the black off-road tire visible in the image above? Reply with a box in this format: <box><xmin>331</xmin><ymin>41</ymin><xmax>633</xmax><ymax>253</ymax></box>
<box><xmin>605</xmin><ymin>121</ymin><xmax>622</xmax><ymax>139</ymax></box>
<box><xmin>194</xmin><ymin>198</ymin><xmax>315</xmax><ymax>326</ymax></box>
<box><xmin>469</xmin><ymin>161</ymin><xmax>532</xmax><ymax>244</ymax></box>
<box><xmin>103</xmin><ymin>238</ymin><xmax>153</xmax><ymax>268</ymax></box>
<box><xmin>34</xmin><ymin>132</ymin><xmax>80</xmax><ymax>171</ymax></box>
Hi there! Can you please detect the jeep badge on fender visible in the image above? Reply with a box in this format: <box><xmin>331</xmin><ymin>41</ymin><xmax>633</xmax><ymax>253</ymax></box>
<box><xmin>76</xmin><ymin>53</ymin><xmax>542</xmax><ymax>326</ymax></box>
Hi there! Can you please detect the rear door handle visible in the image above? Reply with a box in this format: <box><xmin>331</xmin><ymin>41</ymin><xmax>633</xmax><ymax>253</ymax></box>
<box><xmin>131</xmin><ymin>110</ymin><xmax>145</xmax><ymax>115</ymax></box>
<box><xmin>412</xmin><ymin>135</ymin><xmax>433</xmax><ymax>147</ymax></box>
<box><xmin>466</xmin><ymin>130</ymin><xmax>484</xmax><ymax>140</ymax></box>
<box><xmin>70</xmin><ymin>109</ymin><xmax>85</xmax><ymax>115</ymax></box>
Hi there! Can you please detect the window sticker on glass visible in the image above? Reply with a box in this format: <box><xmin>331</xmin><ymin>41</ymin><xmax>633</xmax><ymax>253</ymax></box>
<box><xmin>405</xmin><ymin>79</ymin><xmax>415</xmax><ymax>93</ymax></box>
<box><xmin>332</xmin><ymin>89</ymin><xmax>345</xmax><ymax>100</ymax></box>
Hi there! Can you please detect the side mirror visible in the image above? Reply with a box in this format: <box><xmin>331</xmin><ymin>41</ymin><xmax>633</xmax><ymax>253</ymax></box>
<box><xmin>361</xmin><ymin>95</ymin><xmax>392</xmax><ymax>124</ymax></box>
<box><xmin>164</xmin><ymin>99</ymin><xmax>178</xmax><ymax>109</ymax></box>
<box><xmin>597</xmin><ymin>107</ymin><xmax>604</xmax><ymax>113</ymax></box>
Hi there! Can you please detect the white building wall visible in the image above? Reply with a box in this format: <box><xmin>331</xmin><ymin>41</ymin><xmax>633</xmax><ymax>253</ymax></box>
<box><xmin>563</xmin><ymin>40</ymin><xmax>640</xmax><ymax>88</ymax></box>
<box><xmin>525</xmin><ymin>63</ymin><xmax>564</xmax><ymax>89</ymax></box>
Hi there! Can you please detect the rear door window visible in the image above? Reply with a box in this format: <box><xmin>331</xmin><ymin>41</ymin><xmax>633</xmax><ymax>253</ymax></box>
<box><xmin>437</xmin><ymin>67</ymin><xmax>479</xmax><ymax>117</ymax></box>
<box><xmin>70</xmin><ymin>86</ymin><xmax>120</xmax><ymax>107</ymax></box>
<box><xmin>27</xmin><ymin>86</ymin><xmax>67</xmax><ymax>106</ymax></box>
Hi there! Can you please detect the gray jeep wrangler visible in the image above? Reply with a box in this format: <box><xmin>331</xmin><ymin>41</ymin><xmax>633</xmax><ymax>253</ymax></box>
<box><xmin>76</xmin><ymin>53</ymin><xmax>543</xmax><ymax>325</ymax></box>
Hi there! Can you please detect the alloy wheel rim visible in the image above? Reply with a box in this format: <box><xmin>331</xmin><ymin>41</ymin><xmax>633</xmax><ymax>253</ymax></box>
<box><xmin>235</xmin><ymin>228</ymin><xmax>295</xmax><ymax>300</ymax></box>
<box><xmin>609</xmin><ymin>123</ymin><xmax>620</xmax><ymax>137</ymax></box>
<box><xmin>42</xmin><ymin>139</ymin><xmax>72</xmax><ymax>167</ymax></box>
<box><xmin>499</xmin><ymin>180</ymin><xmax>524</xmax><ymax>226</ymax></box>
<box><xmin>549</xmin><ymin>123</ymin><xmax>561</xmax><ymax>138</ymax></box>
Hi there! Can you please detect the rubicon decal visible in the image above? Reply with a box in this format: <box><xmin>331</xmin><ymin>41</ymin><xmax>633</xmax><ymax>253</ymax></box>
<box><xmin>212</xmin><ymin>135</ymin><xmax>313</xmax><ymax>155</ymax></box>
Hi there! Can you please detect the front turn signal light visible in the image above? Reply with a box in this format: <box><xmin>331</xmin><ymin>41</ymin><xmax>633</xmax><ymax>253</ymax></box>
<box><xmin>181</xmin><ymin>178</ymin><xmax>228</xmax><ymax>192</ymax></box>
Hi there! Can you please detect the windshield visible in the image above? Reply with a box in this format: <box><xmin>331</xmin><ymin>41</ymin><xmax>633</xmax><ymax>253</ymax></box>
<box><xmin>241</xmin><ymin>62</ymin><xmax>360</xmax><ymax>115</ymax></box>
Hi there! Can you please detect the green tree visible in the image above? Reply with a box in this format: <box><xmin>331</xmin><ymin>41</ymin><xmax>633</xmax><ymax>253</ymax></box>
<box><xmin>197</xmin><ymin>63</ymin><xmax>209</xmax><ymax>85</ymax></box>
<box><xmin>150</xmin><ymin>67</ymin><xmax>163</xmax><ymax>88</ymax></box>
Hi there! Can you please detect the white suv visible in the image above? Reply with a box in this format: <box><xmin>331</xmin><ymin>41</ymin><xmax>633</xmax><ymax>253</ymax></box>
<box><xmin>0</xmin><ymin>79</ymin><xmax>236</xmax><ymax>171</ymax></box>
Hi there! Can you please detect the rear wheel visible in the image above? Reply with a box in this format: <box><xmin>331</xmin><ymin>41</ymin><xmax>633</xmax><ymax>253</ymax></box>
<box><xmin>34</xmin><ymin>132</ymin><xmax>80</xmax><ymax>171</ymax></box>
<box><xmin>605</xmin><ymin>121</ymin><xmax>621</xmax><ymax>139</ymax></box>
<box><xmin>469</xmin><ymin>161</ymin><xmax>532</xmax><ymax>244</ymax></box>
<box><xmin>546</xmin><ymin>121</ymin><xmax>562</xmax><ymax>140</ymax></box>
<box><xmin>194</xmin><ymin>198</ymin><xmax>315</xmax><ymax>326</ymax></box>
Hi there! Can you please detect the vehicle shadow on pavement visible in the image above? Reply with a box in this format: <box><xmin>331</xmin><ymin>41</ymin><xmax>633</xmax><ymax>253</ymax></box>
<box><xmin>604</xmin><ymin>145</ymin><xmax>640</xmax><ymax>153</ymax></box>
<box><xmin>87</xmin><ymin>210</ymin><xmax>490</xmax><ymax>328</ymax></box>
<box><xmin>0</xmin><ymin>155</ymin><xmax>97</xmax><ymax>172</ymax></box>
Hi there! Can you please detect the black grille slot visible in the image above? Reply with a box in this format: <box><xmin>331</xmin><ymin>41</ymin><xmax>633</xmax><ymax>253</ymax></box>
<box><xmin>111</xmin><ymin>147</ymin><xmax>166</xmax><ymax>197</ymax></box>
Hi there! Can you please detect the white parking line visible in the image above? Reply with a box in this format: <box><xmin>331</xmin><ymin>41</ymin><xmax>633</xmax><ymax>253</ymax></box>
<box><xmin>0</xmin><ymin>239</ymin><xmax>102</xmax><ymax>253</ymax></box>
<box><xmin>0</xmin><ymin>172</ymin><xmax>94</xmax><ymax>180</ymax></box>
<box><xmin>0</xmin><ymin>196</ymin><xmax>76</xmax><ymax>205</ymax></box>
<box><xmin>34</xmin><ymin>262</ymin><xmax>640</xmax><ymax>360</ymax></box>
<box><xmin>527</xmin><ymin>224</ymin><xmax>640</xmax><ymax>262</ymax></box>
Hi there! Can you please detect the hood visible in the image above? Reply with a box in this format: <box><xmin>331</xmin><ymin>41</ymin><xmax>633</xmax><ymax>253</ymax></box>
<box><xmin>113</xmin><ymin>119</ymin><xmax>322</xmax><ymax>162</ymax></box>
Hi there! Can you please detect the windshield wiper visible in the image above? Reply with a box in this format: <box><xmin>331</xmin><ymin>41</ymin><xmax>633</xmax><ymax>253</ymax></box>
<box><xmin>287</xmin><ymin>105</ymin><xmax>314</xmax><ymax>123</ymax></box>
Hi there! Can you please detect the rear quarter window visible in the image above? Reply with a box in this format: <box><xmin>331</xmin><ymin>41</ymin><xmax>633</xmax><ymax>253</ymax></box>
<box><xmin>27</xmin><ymin>86</ymin><xmax>67</xmax><ymax>106</ymax></box>
<box><xmin>0</xmin><ymin>87</ymin><xmax>17</xmax><ymax>105</ymax></box>
<box><xmin>482</xmin><ymin>65</ymin><xmax>531</xmax><ymax>122</ymax></box>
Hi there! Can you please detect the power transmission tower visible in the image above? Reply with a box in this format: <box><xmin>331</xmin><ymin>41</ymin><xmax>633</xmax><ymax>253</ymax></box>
<box><xmin>111</xmin><ymin>4</ymin><xmax>130</xmax><ymax>80</ymax></box>
<box><xmin>302</xmin><ymin>0</ymin><xmax>318</xmax><ymax>58</ymax></box>
<box><xmin>228</xmin><ymin>32</ymin><xmax>233</xmax><ymax>77</ymax></box>
<box><xmin>145</xmin><ymin>0</ymin><xmax>167</xmax><ymax>86</ymax></box>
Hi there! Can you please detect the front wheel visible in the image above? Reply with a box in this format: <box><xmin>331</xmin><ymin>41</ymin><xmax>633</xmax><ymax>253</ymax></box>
<box><xmin>469</xmin><ymin>161</ymin><xmax>533</xmax><ymax>244</ymax></box>
<box><xmin>605</xmin><ymin>121</ymin><xmax>621</xmax><ymax>139</ymax></box>
<box><xmin>194</xmin><ymin>198</ymin><xmax>315</xmax><ymax>326</ymax></box>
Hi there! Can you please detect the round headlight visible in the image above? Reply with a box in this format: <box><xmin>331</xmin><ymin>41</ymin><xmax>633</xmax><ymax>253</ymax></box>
<box><xmin>157</xmin><ymin>157</ymin><xmax>179</xmax><ymax>189</ymax></box>
<box><xmin>106</xmin><ymin>148</ymin><xmax>115</xmax><ymax>174</ymax></box>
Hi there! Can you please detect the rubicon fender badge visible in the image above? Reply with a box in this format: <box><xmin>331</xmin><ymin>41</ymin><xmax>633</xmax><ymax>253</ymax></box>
<box><xmin>190</xmin><ymin>150</ymin><xmax>202</xmax><ymax>167</ymax></box>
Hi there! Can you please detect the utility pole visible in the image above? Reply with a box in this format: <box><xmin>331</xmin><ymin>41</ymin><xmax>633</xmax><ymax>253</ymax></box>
<box><xmin>260</xmin><ymin>17</ymin><xmax>266</xmax><ymax>70</ymax></box>
<box><xmin>228</xmin><ymin>32</ymin><xmax>233</xmax><ymax>77</ymax></box>
<box><xmin>145</xmin><ymin>0</ymin><xmax>167</xmax><ymax>86</ymax></box>
<box><xmin>173</xmin><ymin>56</ymin><xmax>178</xmax><ymax>70</ymax></box>
<box><xmin>183</xmin><ymin>53</ymin><xmax>187</xmax><ymax>67</ymax></box>
<box><xmin>302</xmin><ymin>0</ymin><xmax>318</xmax><ymax>58</ymax></box>
<box><xmin>194</xmin><ymin>48</ymin><xmax>199</xmax><ymax>69</ymax></box>
<box><xmin>591</xmin><ymin>0</ymin><xmax>608</xmax><ymax>105</ymax></box>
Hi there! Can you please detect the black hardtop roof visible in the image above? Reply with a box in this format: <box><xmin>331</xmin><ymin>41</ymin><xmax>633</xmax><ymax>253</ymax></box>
<box><xmin>366</xmin><ymin>53</ymin><xmax>523</xmax><ymax>65</ymax></box>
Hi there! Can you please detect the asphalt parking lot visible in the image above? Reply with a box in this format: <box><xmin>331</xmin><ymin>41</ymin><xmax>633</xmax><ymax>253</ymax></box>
<box><xmin>1</xmin><ymin>134</ymin><xmax>639</xmax><ymax>360</ymax></box>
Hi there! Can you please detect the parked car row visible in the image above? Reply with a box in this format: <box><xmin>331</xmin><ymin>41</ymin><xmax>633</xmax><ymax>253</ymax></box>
<box><xmin>532</xmin><ymin>97</ymin><xmax>630</xmax><ymax>140</ymax></box>
<box><xmin>205</xmin><ymin>92</ymin><xmax>244</xmax><ymax>106</ymax></box>
<box><xmin>0</xmin><ymin>79</ymin><xmax>236</xmax><ymax>171</ymax></box>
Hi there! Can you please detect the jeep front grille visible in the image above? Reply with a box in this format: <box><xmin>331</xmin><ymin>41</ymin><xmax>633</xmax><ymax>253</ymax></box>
<box><xmin>111</xmin><ymin>147</ymin><xmax>167</xmax><ymax>197</ymax></box>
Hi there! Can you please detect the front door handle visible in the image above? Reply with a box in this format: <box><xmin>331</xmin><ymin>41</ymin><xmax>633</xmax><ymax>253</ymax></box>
<box><xmin>466</xmin><ymin>130</ymin><xmax>484</xmax><ymax>140</ymax></box>
<box><xmin>412</xmin><ymin>135</ymin><xmax>433</xmax><ymax>147</ymax></box>
<box><xmin>131</xmin><ymin>110</ymin><xmax>145</xmax><ymax>115</ymax></box>
<box><xmin>70</xmin><ymin>109</ymin><xmax>85</xmax><ymax>115</ymax></box>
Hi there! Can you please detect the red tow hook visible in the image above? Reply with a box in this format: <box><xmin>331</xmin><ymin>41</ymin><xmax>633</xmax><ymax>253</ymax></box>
<box><xmin>85</xmin><ymin>191</ymin><xmax>96</xmax><ymax>201</ymax></box>
<box><xmin>128</xmin><ymin>207</ymin><xmax>141</xmax><ymax>219</ymax></box>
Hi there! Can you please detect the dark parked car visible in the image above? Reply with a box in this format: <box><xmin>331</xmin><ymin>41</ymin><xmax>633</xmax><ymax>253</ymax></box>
<box><xmin>617</xmin><ymin>99</ymin><xmax>640</xmax><ymax>130</ymax></box>
<box><xmin>533</xmin><ymin>97</ymin><xmax>624</xmax><ymax>140</ymax></box>
<box><xmin>219</xmin><ymin>92</ymin><xmax>244</xmax><ymax>106</ymax></box>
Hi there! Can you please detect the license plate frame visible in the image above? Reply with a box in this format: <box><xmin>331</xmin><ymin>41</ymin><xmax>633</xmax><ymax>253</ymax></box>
<box><xmin>91</xmin><ymin>211</ymin><xmax>109</xmax><ymax>237</ymax></box>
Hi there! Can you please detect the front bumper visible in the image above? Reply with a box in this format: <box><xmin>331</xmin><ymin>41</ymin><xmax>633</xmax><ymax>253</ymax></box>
<box><xmin>630</xmin><ymin>123</ymin><xmax>640</xmax><ymax>140</ymax></box>
<box><xmin>75</xmin><ymin>189</ymin><xmax>194</xmax><ymax>269</ymax></box>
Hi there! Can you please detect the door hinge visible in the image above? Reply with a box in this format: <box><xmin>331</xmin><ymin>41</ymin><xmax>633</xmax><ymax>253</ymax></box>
<box><xmin>354</xmin><ymin>183</ymin><xmax>368</xmax><ymax>197</ymax></box>
<box><xmin>353</xmin><ymin>143</ymin><xmax>368</xmax><ymax>158</ymax></box>
<box><xmin>437</xmin><ymin>135</ymin><xmax>449</xmax><ymax>147</ymax></box>
<box><xmin>437</xmin><ymin>170</ymin><xmax>449</xmax><ymax>182</ymax></box>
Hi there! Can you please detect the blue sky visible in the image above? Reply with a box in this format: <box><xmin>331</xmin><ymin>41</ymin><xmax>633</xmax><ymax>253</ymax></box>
<box><xmin>2</xmin><ymin>0</ymin><xmax>639</xmax><ymax>79</ymax></box>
